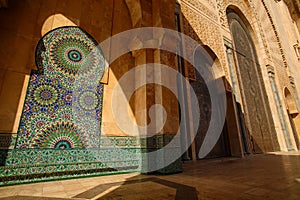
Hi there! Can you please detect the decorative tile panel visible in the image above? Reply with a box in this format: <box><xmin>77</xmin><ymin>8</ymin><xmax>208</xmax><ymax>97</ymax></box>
<box><xmin>16</xmin><ymin>26</ymin><xmax>105</xmax><ymax>149</ymax></box>
<box><xmin>0</xmin><ymin>26</ymin><xmax>182</xmax><ymax>186</ymax></box>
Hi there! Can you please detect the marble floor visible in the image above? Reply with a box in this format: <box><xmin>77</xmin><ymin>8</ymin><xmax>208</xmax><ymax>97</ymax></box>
<box><xmin>0</xmin><ymin>152</ymin><xmax>299</xmax><ymax>200</ymax></box>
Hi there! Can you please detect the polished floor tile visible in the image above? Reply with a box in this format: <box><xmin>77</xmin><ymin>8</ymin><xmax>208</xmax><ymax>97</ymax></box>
<box><xmin>0</xmin><ymin>152</ymin><xmax>299</xmax><ymax>200</ymax></box>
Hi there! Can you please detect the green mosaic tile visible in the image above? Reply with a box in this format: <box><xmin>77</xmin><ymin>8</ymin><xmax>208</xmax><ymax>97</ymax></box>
<box><xmin>0</xmin><ymin>26</ymin><xmax>182</xmax><ymax>186</ymax></box>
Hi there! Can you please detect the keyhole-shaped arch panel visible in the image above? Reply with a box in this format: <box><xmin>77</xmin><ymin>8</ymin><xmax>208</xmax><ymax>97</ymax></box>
<box><xmin>16</xmin><ymin>26</ymin><xmax>105</xmax><ymax>149</ymax></box>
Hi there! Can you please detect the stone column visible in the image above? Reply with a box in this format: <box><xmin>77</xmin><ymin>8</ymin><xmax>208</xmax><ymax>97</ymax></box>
<box><xmin>267</xmin><ymin>65</ymin><xmax>293</xmax><ymax>150</ymax></box>
<box><xmin>225</xmin><ymin>46</ymin><xmax>247</xmax><ymax>156</ymax></box>
<box><xmin>151</xmin><ymin>36</ymin><xmax>182</xmax><ymax>173</ymax></box>
<box><xmin>126</xmin><ymin>0</ymin><xmax>181</xmax><ymax>174</ymax></box>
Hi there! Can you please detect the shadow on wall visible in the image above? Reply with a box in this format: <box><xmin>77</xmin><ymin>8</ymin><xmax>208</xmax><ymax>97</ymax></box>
<box><xmin>0</xmin><ymin>134</ymin><xmax>13</xmax><ymax>166</ymax></box>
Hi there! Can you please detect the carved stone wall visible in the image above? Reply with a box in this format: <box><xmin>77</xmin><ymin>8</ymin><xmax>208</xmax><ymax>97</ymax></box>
<box><xmin>228</xmin><ymin>12</ymin><xmax>278</xmax><ymax>152</ymax></box>
<box><xmin>215</xmin><ymin>0</ymin><xmax>299</xmax><ymax>150</ymax></box>
<box><xmin>216</xmin><ymin>0</ymin><xmax>286</xmax><ymax>80</ymax></box>
<box><xmin>181</xmin><ymin>0</ymin><xmax>228</xmax><ymax>80</ymax></box>
<box><xmin>277</xmin><ymin>0</ymin><xmax>300</xmax><ymax>31</ymax></box>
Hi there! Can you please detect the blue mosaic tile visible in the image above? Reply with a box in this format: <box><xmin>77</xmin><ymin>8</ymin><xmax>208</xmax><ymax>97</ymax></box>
<box><xmin>16</xmin><ymin>26</ymin><xmax>105</xmax><ymax>149</ymax></box>
<box><xmin>0</xmin><ymin>26</ymin><xmax>182</xmax><ymax>186</ymax></box>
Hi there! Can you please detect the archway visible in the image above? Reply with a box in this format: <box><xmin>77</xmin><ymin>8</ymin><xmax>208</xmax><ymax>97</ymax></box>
<box><xmin>191</xmin><ymin>46</ymin><xmax>232</xmax><ymax>159</ymax></box>
<box><xmin>227</xmin><ymin>8</ymin><xmax>277</xmax><ymax>153</ymax></box>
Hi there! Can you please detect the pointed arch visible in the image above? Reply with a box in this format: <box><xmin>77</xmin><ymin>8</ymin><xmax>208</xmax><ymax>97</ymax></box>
<box><xmin>227</xmin><ymin>8</ymin><xmax>278</xmax><ymax>152</ymax></box>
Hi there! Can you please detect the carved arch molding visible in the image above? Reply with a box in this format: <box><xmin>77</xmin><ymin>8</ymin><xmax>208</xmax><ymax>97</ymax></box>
<box><xmin>217</xmin><ymin>0</ymin><xmax>287</xmax><ymax>68</ymax></box>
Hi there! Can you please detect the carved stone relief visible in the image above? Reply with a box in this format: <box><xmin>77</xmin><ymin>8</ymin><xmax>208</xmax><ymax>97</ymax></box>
<box><xmin>228</xmin><ymin>12</ymin><xmax>277</xmax><ymax>152</ymax></box>
<box><xmin>181</xmin><ymin>0</ymin><xmax>228</xmax><ymax>80</ymax></box>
